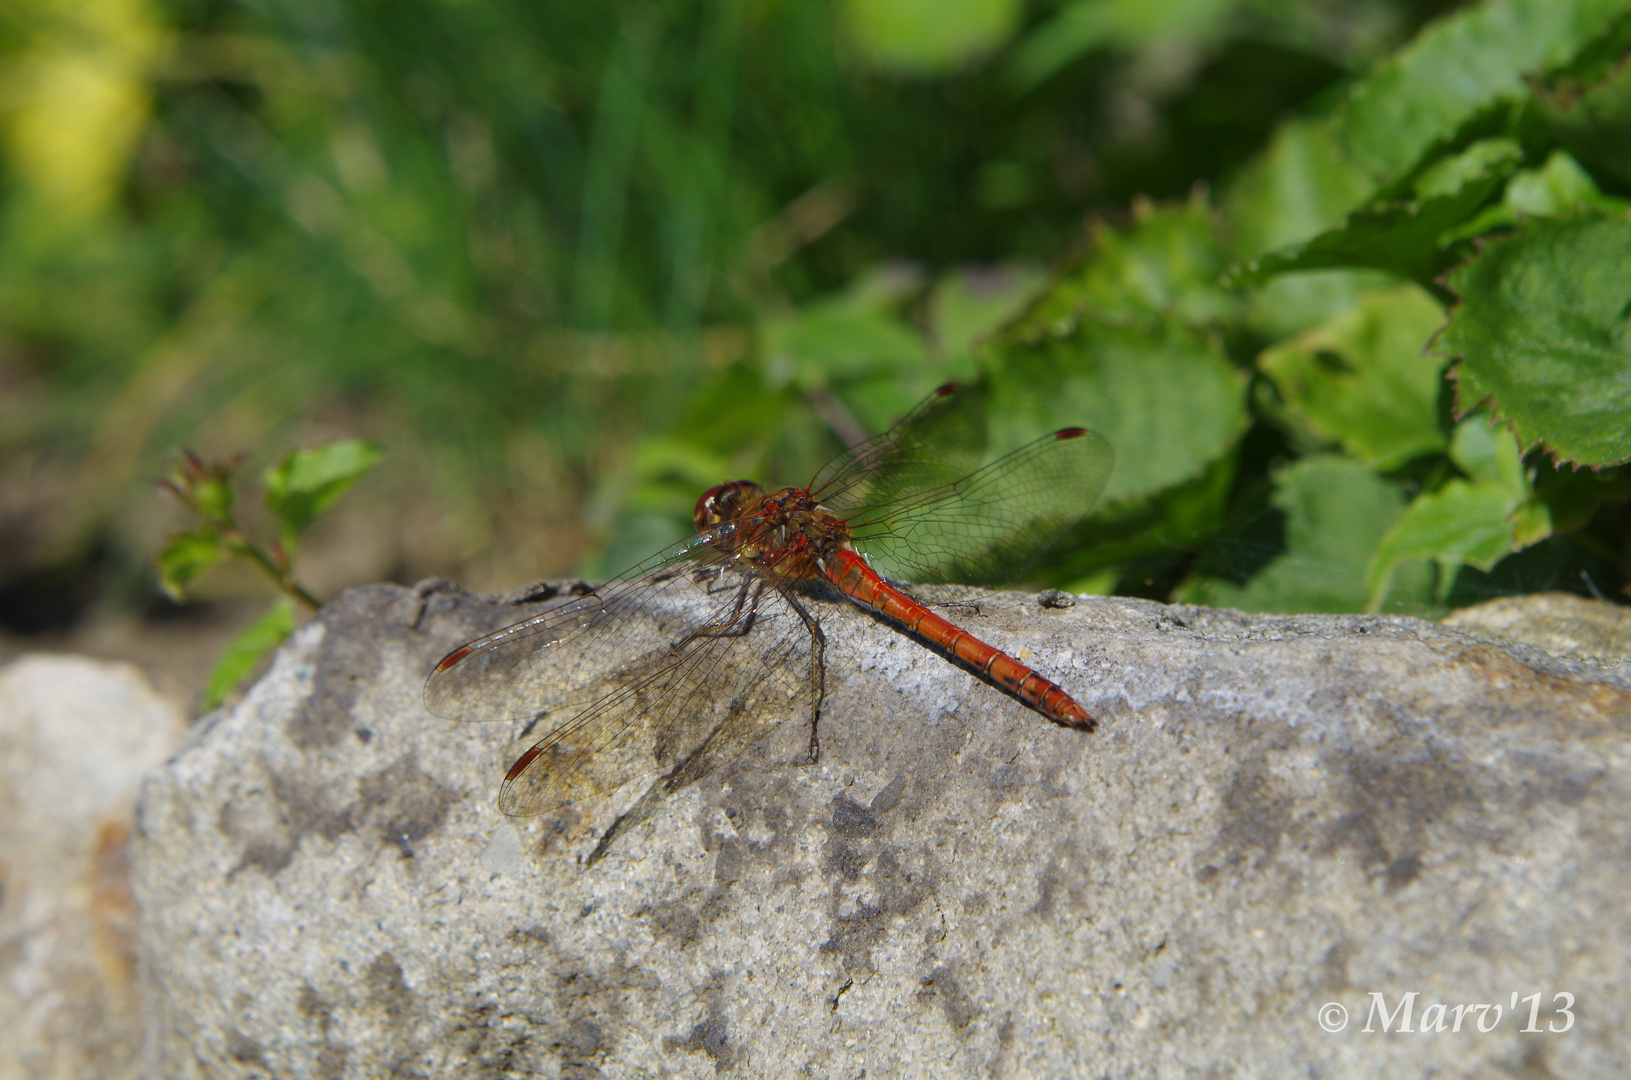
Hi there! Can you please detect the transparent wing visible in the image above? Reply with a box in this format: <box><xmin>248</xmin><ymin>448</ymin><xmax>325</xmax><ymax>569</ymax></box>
<box><xmin>424</xmin><ymin>532</ymin><xmax>725</xmax><ymax>723</ymax></box>
<box><xmin>807</xmin><ymin>383</ymin><xmax>987</xmax><ymax>505</ymax></box>
<box><xmin>496</xmin><ymin>575</ymin><xmax>812</xmax><ymax>815</ymax></box>
<box><xmin>425</xmin><ymin>534</ymin><xmax>814</xmax><ymax>816</ymax></box>
<box><xmin>813</xmin><ymin>386</ymin><xmax>1113</xmax><ymax>585</ymax></box>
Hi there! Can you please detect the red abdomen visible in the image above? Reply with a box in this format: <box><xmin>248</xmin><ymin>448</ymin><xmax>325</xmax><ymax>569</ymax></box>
<box><xmin>824</xmin><ymin>550</ymin><xmax>1093</xmax><ymax>730</ymax></box>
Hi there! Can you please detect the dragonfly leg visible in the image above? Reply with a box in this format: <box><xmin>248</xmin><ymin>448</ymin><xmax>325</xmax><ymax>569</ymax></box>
<box><xmin>888</xmin><ymin>578</ymin><xmax>983</xmax><ymax>617</ymax></box>
<box><xmin>900</xmin><ymin>574</ymin><xmax>985</xmax><ymax>616</ymax></box>
<box><xmin>585</xmin><ymin>701</ymin><xmax>743</xmax><ymax>867</ymax></box>
<box><xmin>682</xmin><ymin>577</ymin><xmax>767</xmax><ymax>646</ymax></box>
<box><xmin>779</xmin><ymin>590</ymin><xmax>826</xmax><ymax>764</ymax></box>
<box><xmin>586</xmin><ymin>591</ymin><xmax>774</xmax><ymax>866</ymax></box>
<box><xmin>647</xmin><ymin>564</ymin><xmax>689</xmax><ymax>586</ymax></box>
<box><xmin>692</xmin><ymin>564</ymin><xmax>731</xmax><ymax>591</ymax></box>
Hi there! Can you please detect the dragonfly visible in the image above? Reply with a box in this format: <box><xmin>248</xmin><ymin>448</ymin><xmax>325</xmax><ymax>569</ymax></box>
<box><xmin>425</xmin><ymin>384</ymin><xmax>1113</xmax><ymax>857</ymax></box>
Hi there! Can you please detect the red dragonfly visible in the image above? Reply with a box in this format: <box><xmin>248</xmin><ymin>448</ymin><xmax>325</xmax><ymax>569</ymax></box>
<box><xmin>425</xmin><ymin>384</ymin><xmax>1112</xmax><ymax>851</ymax></box>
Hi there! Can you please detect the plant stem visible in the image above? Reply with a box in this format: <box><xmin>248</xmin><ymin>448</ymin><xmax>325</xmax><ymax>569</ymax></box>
<box><xmin>226</xmin><ymin>529</ymin><xmax>322</xmax><ymax>611</ymax></box>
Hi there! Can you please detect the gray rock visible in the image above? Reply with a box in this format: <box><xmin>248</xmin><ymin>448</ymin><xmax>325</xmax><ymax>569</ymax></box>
<box><xmin>134</xmin><ymin>581</ymin><xmax>1631</xmax><ymax>1078</ymax></box>
<box><xmin>1443</xmin><ymin>591</ymin><xmax>1631</xmax><ymax>662</ymax></box>
<box><xmin>1</xmin><ymin>655</ymin><xmax>188</xmax><ymax>1080</ymax></box>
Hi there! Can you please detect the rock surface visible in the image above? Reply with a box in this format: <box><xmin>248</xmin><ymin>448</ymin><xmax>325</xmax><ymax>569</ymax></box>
<box><xmin>1</xmin><ymin>654</ymin><xmax>189</xmax><ymax>1080</ymax></box>
<box><xmin>1443</xmin><ymin>590</ymin><xmax>1631</xmax><ymax>662</ymax></box>
<box><xmin>134</xmin><ymin>581</ymin><xmax>1631</xmax><ymax>1078</ymax></box>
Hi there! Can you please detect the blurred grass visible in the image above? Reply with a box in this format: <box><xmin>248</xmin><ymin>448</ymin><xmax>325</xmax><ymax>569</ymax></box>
<box><xmin>0</xmin><ymin>0</ymin><xmax>1492</xmax><ymax>646</ymax></box>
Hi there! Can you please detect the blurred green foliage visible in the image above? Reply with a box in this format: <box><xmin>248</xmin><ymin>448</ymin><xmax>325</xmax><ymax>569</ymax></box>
<box><xmin>2</xmin><ymin>0</ymin><xmax>1628</xmax><ymax>637</ymax></box>
<box><xmin>157</xmin><ymin>440</ymin><xmax>379</xmax><ymax>700</ymax></box>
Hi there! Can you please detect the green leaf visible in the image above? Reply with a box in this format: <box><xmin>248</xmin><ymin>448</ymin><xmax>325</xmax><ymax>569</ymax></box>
<box><xmin>155</xmin><ymin>529</ymin><xmax>227</xmax><ymax>601</ymax></box>
<box><xmin>201</xmin><ymin>598</ymin><xmax>297</xmax><ymax>711</ymax></box>
<box><xmin>987</xmin><ymin>319</ymin><xmax>1247</xmax><ymax>504</ymax></box>
<box><xmin>263</xmin><ymin>440</ymin><xmax>385</xmax><ymax>537</ymax></box>
<box><xmin>1448</xmin><ymin>411</ymin><xmax>1529</xmax><ymax>493</ymax></box>
<box><xmin>1257</xmin><ymin>285</ymin><xmax>1450</xmax><ymax>468</ymax></box>
<box><xmin>1180</xmin><ymin>456</ymin><xmax>1419</xmax><ymax>614</ymax></box>
<box><xmin>1062</xmin><ymin>448</ymin><xmax>1238</xmax><ymax>580</ymax></box>
<box><xmin>1437</xmin><ymin>213</ymin><xmax>1631</xmax><ymax>467</ymax></box>
<box><xmin>1530</xmin><ymin>459</ymin><xmax>1631</xmax><ymax>534</ymax></box>
<box><xmin>1366</xmin><ymin>416</ymin><xmax>1533</xmax><ymax>606</ymax></box>
<box><xmin>987</xmin><ymin>196</ymin><xmax>1247</xmax><ymax>508</ymax></box>
<box><xmin>162</xmin><ymin>450</ymin><xmax>247</xmax><ymax>526</ymax></box>
<box><xmin>672</xmin><ymin>363</ymin><xmax>791</xmax><ymax>455</ymax></box>
<box><xmin>1412</xmin><ymin>138</ymin><xmax>1528</xmax><ymax>201</ymax></box>
<box><xmin>1224</xmin><ymin>119</ymin><xmax>1398</xmax><ymax>340</ymax></box>
<box><xmin>1225</xmin><ymin>119</ymin><xmax>1376</xmax><ymax>260</ymax></box>
<box><xmin>1230</xmin><ymin>138</ymin><xmax>1522</xmax><ymax>286</ymax></box>
<box><xmin>1244</xmin><ymin>271</ymin><xmax>1407</xmax><ymax>345</ymax></box>
<box><xmin>928</xmin><ymin>263</ymin><xmax>1046</xmax><ymax>365</ymax></box>
<box><xmin>1003</xmin><ymin>1</ymin><xmax>1119</xmax><ymax>90</ymax></box>
<box><xmin>192</xmin><ymin>474</ymin><xmax>236</xmax><ymax>523</ymax></box>
<box><xmin>1441</xmin><ymin>150</ymin><xmax>1631</xmax><ymax>243</ymax></box>
<box><xmin>1015</xmin><ymin>195</ymin><xmax>1237</xmax><ymax>335</ymax></box>
<box><xmin>761</xmin><ymin>302</ymin><xmax>928</xmax><ymax>390</ymax></box>
<box><xmin>1335</xmin><ymin>0</ymin><xmax>1631</xmax><ymax>186</ymax></box>
<box><xmin>1004</xmin><ymin>0</ymin><xmax>1236</xmax><ymax>90</ymax></box>
<box><xmin>1366</xmin><ymin>485</ymin><xmax>1525</xmax><ymax>604</ymax></box>
<box><xmin>1505</xmin><ymin>150</ymin><xmax>1625</xmax><ymax>216</ymax></box>
<box><xmin>1532</xmin><ymin>12</ymin><xmax>1631</xmax><ymax>188</ymax></box>
<box><xmin>844</xmin><ymin>0</ymin><xmax>1022</xmax><ymax>74</ymax></box>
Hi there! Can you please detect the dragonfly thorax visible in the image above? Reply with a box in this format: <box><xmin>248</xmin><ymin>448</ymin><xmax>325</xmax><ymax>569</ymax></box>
<box><xmin>695</xmin><ymin>481</ymin><xmax>853</xmax><ymax>577</ymax></box>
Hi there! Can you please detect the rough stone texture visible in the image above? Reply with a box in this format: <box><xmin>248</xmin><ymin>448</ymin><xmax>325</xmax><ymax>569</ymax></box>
<box><xmin>1</xmin><ymin>655</ymin><xmax>189</xmax><ymax>1080</ymax></box>
<box><xmin>1443</xmin><ymin>590</ymin><xmax>1631</xmax><ymax>662</ymax></box>
<box><xmin>134</xmin><ymin>582</ymin><xmax>1631</xmax><ymax>1078</ymax></box>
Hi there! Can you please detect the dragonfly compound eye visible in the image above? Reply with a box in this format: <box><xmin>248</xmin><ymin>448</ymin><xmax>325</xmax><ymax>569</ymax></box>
<box><xmin>694</xmin><ymin>481</ymin><xmax>767</xmax><ymax>533</ymax></box>
<box><xmin>694</xmin><ymin>485</ymin><xmax>728</xmax><ymax>532</ymax></box>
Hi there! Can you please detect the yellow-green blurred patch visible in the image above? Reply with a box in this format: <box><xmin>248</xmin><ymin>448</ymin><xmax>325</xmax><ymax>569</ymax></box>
<box><xmin>843</xmin><ymin>0</ymin><xmax>1021</xmax><ymax>74</ymax></box>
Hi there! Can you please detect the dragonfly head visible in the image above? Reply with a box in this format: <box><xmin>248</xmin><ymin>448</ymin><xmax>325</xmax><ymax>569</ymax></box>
<box><xmin>694</xmin><ymin>480</ymin><xmax>766</xmax><ymax>534</ymax></box>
